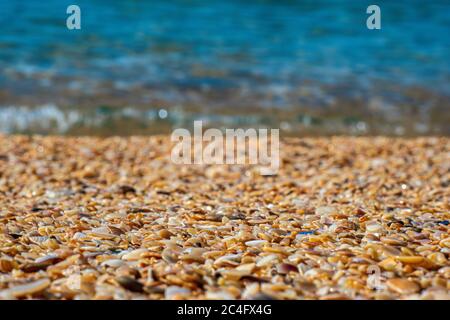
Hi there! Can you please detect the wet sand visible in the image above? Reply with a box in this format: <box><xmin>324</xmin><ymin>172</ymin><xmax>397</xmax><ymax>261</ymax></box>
<box><xmin>0</xmin><ymin>135</ymin><xmax>448</xmax><ymax>299</ymax></box>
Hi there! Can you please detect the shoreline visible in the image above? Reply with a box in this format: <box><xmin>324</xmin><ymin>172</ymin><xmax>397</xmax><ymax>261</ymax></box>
<box><xmin>0</xmin><ymin>101</ymin><xmax>449</xmax><ymax>136</ymax></box>
<box><xmin>0</xmin><ymin>135</ymin><xmax>448</xmax><ymax>299</ymax></box>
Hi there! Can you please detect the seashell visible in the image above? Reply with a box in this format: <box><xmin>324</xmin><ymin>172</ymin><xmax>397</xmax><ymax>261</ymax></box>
<box><xmin>381</xmin><ymin>236</ymin><xmax>407</xmax><ymax>246</ymax></box>
<box><xmin>427</xmin><ymin>252</ymin><xmax>447</xmax><ymax>265</ymax></box>
<box><xmin>205</xmin><ymin>290</ymin><xmax>235</xmax><ymax>300</ymax></box>
<box><xmin>262</xmin><ymin>246</ymin><xmax>289</xmax><ymax>255</ymax></box>
<box><xmin>162</xmin><ymin>248</ymin><xmax>179</xmax><ymax>264</ymax></box>
<box><xmin>0</xmin><ymin>278</ymin><xmax>50</xmax><ymax>298</ymax></box>
<box><xmin>180</xmin><ymin>248</ymin><xmax>206</xmax><ymax>263</ymax></box>
<box><xmin>292</xmin><ymin>198</ymin><xmax>309</xmax><ymax>208</ymax></box>
<box><xmin>256</xmin><ymin>254</ymin><xmax>278</xmax><ymax>267</ymax></box>
<box><xmin>395</xmin><ymin>256</ymin><xmax>424</xmax><ymax>264</ymax></box>
<box><xmin>28</xmin><ymin>236</ymin><xmax>48</xmax><ymax>244</ymax></box>
<box><xmin>64</xmin><ymin>274</ymin><xmax>82</xmax><ymax>292</ymax></box>
<box><xmin>46</xmin><ymin>255</ymin><xmax>80</xmax><ymax>275</ymax></box>
<box><xmin>158</xmin><ymin>229</ymin><xmax>173</xmax><ymax>239</ymax></box>
<box><xmin>165</xmin><ymin>286</ymin><xmax>191</xmax><ymax>300</ymax></box>
<box><xmin>107</xmin><ymin>226</ymin><xmax>124</xmax><ymax>235</ymax></box>
<box><xmin>88</xmin><ymin>227</ymin><xmax>116</xmax><ymax>239</ymax></box>
<box><xmin>116</xmin><ymin>276</ymin><xmax>144</xmax><ymax>293</ymax></box>
<box><xmin>242</xmin><ymin>283</ymin><xmax>260</xmax><ymax>299</ymax></box>
<box><xmin>315</xmin><ymin>206</ymin><xmax>336</xmax><ymax>216</ymax></box>
<box><xmin>21</xmin><ymin>262</ymin><xmax>53</xmax><ymax>273</ymax></box>
<box><xmin>366</xmin><ymin>222</ymin><xmax>383</xmax><ymax>233</ymax></box>
<box><xmin>304</xmin><ymin>269</ymin><xmax>319</xmax><ymax>278</ymax></box>
<box><xmin>245</xmin><ymin>240</ymin><xmax>267</xmax><ymax>247</ymax></box>
<box><xmin>379</xmin><ymin>245</ymin><xmax>402</xmax><ymax>257</ymax></box>
<box><xmin>220</xmin><ymin>269</ymin><xmax>251</xmax><ymax>281</ymax></box>
<box><xmin>214</xmin><ymin>254</ymin><xmax>242</xmax><ymax>267</ymax></box>
<box><xmin>105</xmin><ymin>212</ymin><xmax>127</xmax><ymax>220</ymax></box>
<box><xmin>101</xmin><ymin>259</ymin><xmax>125</xmax><ymax>268</ymax></box>
<box><xmin>437</xmin><ymin>266</ymin><xmax>450</xmax><ymax>278</ymax></box>
<box><xmin>276</xmin><ymin>263</ymin><xmax>298</xmax><ymax>274</ymax></box>
<box><xmin>235</xmin><ymin>263</ymin><xmax>255</xmax><ymax>273</ymax></box>
<box><xmin>144</xmin><ymin>285</ymin><xmax>165</xmax><ymax>295</ymax></box>
<box><xmin>0</xmin><ymin>256</ymin><xmax>14</xmax><ymax>273</ymax></box>
<box><xmin>35</xmin><ymin>253</ymin><xmax>60</xmax><ymax>264</ymax></box>
<box><xmin>117</xmin><ymin>185</ymin><xmax>136</xmax><ymax>194</ymax></box>
<box><xmin>439</xmin><ymin>238</ymin><xmax>450</xmax><ymax>248</ymax></box>
<box><xmin>386</xmin><ymin>278</ymin><xmax>420</xmax><ymax>295</ymax></box>
<box><xmin>0</xmin><ymin>136</ymin><xmax>447</xmax><ymax>300</ymax></box>
<box><xmin>43</xmin><ymin>238</ymin><xmax>60</xmax><ymax>250</ymax></box>
<box><xmin>121</xmin><ymin>249</ymin><xmax>148</xmax><ymax>261</ymax></box>
<box><xmin>72</xmin><ymin>232</ymin><xmax>86</xmax><ymax>240</ymax></box>
<box><xmin>247</xmin><ymin>293</ymin><xmax>277</xmax><ymax>300</ymax></box>
<box><xmin>320</xmin><ymin>294</ymin><xmax>350</xmax><ymax>300</ymax></box>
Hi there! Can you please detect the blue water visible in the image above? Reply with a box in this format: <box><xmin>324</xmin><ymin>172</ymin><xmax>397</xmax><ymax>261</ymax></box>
<box><xmin>0</xmin><ymin>0</ymin><xmax>449</xmax><ymax>134</ymax></box>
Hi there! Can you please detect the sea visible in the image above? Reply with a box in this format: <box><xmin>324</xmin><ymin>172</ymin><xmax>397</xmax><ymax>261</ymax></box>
<box><xmin>0</xmin><ymin>0</ymin><xmax>449</xmax><ymax>135</ymax></box>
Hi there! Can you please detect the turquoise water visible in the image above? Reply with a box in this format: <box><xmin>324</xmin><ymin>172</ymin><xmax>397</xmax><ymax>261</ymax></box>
<box><xmin>0</xmin><ymin>0</ymin><xmax>449</xmax><ymax>135</ymax></box>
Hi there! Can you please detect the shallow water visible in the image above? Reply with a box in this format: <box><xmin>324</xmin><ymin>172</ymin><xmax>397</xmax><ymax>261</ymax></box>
<box><xmin>0</xmin><ymin>0</ymin><xmax>449</xmax><ymax>135</ymax></box>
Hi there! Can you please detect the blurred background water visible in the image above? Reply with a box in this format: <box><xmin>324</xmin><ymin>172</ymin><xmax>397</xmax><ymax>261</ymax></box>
<box><xmin>0</xmin><ymin>0</ymin><xmax>449</xmax><ymax>135</ymax></box>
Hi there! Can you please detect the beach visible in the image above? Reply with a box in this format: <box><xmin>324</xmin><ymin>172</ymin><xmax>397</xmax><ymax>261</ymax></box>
<box><xmin>0</xmin><ymin>135</ymin><xmax>448</xmax><ymax>300</ymax></box>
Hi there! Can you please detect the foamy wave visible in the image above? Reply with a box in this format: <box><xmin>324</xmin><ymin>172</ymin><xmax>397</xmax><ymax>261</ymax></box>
<box><xmin>0</xmin><ymin>104</ymin><xmax>82</xmax><ymax>133</ymax></box>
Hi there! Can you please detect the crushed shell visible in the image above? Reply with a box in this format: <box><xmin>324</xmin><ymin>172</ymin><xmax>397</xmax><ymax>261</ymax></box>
<box><xmin>0</xmin><ymin>135</ymin><xmax>448</xmax><ymax>300</ymax></box>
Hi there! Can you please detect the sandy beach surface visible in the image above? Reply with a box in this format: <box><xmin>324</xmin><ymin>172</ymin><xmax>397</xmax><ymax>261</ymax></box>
<box><xmin>0</xmin><ymin>135</ymin><xmax>448</xmax><ymax>300</ymax></box>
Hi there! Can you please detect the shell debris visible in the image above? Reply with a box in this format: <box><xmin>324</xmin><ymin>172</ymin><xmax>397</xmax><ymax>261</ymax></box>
<box><xmin>0</xmin><ymin>135</ymin><xmax>448</xmax><ymax>300</ymax></box>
